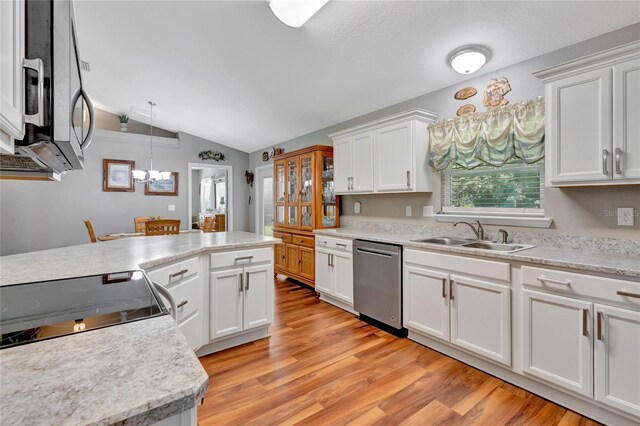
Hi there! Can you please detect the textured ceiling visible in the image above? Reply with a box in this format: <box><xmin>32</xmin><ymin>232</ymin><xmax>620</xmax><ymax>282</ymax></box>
<box><xmin>75</xmin><ymin>1</ymin><xmax>640</xmax><ymax>153</ymax></box>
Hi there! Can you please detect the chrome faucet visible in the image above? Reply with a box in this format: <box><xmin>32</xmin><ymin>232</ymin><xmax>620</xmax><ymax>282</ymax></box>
<box><xmin>454</xmin><ymin>220</ymin><xmax>485</xmax><ymax>240</ymax></box>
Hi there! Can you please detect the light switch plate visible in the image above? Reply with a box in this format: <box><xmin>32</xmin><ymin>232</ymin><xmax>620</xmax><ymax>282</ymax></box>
<box><xmin>354</xmin><ymin>201</ymin><xmax>361</xmax><ymax>214</ymax></box>
<box><xmin>168</xmin><ymin>204</ymin><xmax>176</xmax><ymax>212</ymax></box>
<box><xmin>617</xmin><ymin>207</ymin><xmax>634</xmax><ymax>226</ymax></box>
<box><xmin>405</xmin><ymin>206</ymin><xmax>412</xmax><ymax>217</ymax></box>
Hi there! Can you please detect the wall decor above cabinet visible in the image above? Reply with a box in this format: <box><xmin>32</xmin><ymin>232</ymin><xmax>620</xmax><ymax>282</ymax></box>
<box><xmin>328</xmin><ymin>109</ymin><xmax>438</xmax><ymax>195</ymax></box>
<box><xmin>534</xmin><ymin>41</ymin><xmax>640</xmax><ymax>187</ymax></box>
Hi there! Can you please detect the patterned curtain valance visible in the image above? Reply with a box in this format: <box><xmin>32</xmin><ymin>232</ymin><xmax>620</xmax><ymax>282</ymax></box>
<box><xmin>428</xmin><ymin>97</ymin><xmax>545</xmax><ymax>171</ymax></box>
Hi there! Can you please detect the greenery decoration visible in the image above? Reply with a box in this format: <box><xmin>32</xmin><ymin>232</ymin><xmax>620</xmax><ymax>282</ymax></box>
<box><xmin>118</xmin><ymin>114</ymin><xmax>129</xmax><ymax>123</ymax></box>
<box><xmin>198</xmin><ymin>150</ymin><xmax>225</xmax><ymax>162</ymax></box>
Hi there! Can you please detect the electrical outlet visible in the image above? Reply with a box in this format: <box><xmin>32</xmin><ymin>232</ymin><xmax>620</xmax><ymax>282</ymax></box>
<box><xmin>354</xmin><ymin>201</ymin><xmax>361</xmax><ymax>214</ymax></box>
<box><xmin>168</xmin><ymin>204</ymin><xmax>176</xmax><ymax>212</ymax></box>
<box><xmin>617</xmin><ymin>207</ymin><xmax>634</xmax><ymax>226</ymax></box>
<box><xmin>405</xmin><ymin>206</ymin><xmax>412</xmax><ymax>217</ymax></box>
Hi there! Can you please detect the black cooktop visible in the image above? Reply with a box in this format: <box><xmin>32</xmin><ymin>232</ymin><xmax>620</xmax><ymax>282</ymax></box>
<box><xmin>0</xmin><ymin>271</ymin><xmax>167</xmax><ymax>349</ymax></box>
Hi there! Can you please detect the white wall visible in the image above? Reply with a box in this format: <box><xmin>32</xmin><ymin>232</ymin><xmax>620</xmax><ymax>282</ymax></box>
<box><xmin>247</xmin><ymin>23</ymin><xmax>640</xmax><ymax>240</ymax></box>
<box><xmin>0</xmin><ymin>131</ymin><xmax>250</xmax><ymax>255</ymax></box>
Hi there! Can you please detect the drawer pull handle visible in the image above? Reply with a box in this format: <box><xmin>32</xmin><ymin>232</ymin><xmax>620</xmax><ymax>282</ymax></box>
<box><xmin>536</xmin><ymin>276</ymin><xmax>571</xmax><ymax>286</ymax></box>
<box><xmin>441</xmin><ymin>278</ymin><xmax>447</xmax><ymax>299</ymax></box>
<box><xmin>617</xmin><ymin>290</ymin><xmax>640</xmax><ymax>299</ymax></box>
<box><xmin>336</xmin><ymin>243</ymin><xmax>347</xmax><ymax>248</ymax></box>
<box><xmin>170</xmin><ymin>269</ymin><xmax>188</xmax><ymax>279</ymax></box>
<box><xmin>235</xmin><ymin>255</ymin><xmax>254</xmax><ymax>262</ymax></box>
<box><xmin>597</xmin><ymin>312</ymin><xmax>603</xmax><ymax>340</ymax></box>
<box><xmin>177</xmin><ymin>299</ymin><xmax>188</xmax><ymax>309</ymax></box>
<box><xmin>582</xmin><ymin>309</ymin><xmax>588</xmax><ymax>337</ymax></box>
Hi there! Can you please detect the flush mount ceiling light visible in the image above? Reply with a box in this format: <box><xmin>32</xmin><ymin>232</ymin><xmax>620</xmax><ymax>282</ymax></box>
<box><xmin>269</xmin><ymin>0</ymin><xmax>329</xmax><ymax>28</ymax></box>
<box><xmin>447</xmin><ymin>45</ymin><xmax>491</xmax><ymax>75</ymax></box>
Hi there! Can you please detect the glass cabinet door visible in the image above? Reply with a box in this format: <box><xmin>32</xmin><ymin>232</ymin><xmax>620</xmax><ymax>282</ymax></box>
<box><xmin>274</xmin><ymin>160</ymin><xmax>286</xmax><ymax>226</ymax></box>
<box><xmin>300</xmin><ymin>155</ymin><xmax>314</xmax><ymax>229</ymax></box>
<box><xmin>320</xmin><ymin>155</ymin><xmax>337</xmax><ymax>228</ymax></box>
<box><xmin>286</xmin><ymin>159</ymin><xmax>299</xmax><ymax>226</ymax></box>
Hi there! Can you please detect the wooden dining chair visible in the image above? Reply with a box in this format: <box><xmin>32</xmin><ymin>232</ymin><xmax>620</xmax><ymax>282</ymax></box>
<box><xmin>144</xmin><ymin>219</ymin><xmax>181</xmax><ymax>236</ymax></box>
<box><xmin>134</xmin><ymin>216</ymin><xmax>153</xmax><ymax>234</ymax></box>
<box><xmin>201</xmin><ymin>216</ymin><xmax>214</xmax><ymax>233</ymax></box>
<box><xmin>84</xmin><ymin>220</ymin><xmax>97</xmax><ymax>243</ymax></box>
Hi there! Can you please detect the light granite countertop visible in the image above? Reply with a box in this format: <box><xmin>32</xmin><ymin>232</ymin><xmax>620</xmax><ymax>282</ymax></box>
<box><xmin>0</xmin><ymin>231</ymin><xmax>279</xmax><ymax>425</ymax></box>
<box><xmin>316</xmin><ymin>228</ymin><xmax>640</xmax><ymax>279</ymax></box>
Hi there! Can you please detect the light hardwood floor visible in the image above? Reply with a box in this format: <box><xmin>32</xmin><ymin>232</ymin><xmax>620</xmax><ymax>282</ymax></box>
<box><xmin>198</xmin><ymin>278</ymin><xmax>599</xmax><ymax>425</ymax></box>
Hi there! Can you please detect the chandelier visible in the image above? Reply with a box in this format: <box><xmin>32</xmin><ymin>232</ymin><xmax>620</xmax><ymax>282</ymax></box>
<box><xmin>132</xmin><ymin>101</ymin><xmax>171</xmax><ymax>182</ymax></box>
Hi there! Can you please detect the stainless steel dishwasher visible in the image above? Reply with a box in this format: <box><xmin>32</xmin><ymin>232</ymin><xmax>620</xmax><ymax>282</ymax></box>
<box><xmin>353</xmin><ymin>239</ymin><xmax>406</xmax><ymax>336</ymax></box>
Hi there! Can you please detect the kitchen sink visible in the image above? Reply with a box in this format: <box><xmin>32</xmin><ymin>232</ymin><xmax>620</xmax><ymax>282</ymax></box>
<box><xmin>411</xmin><ymin>237</ymin><xmax>534</xmax><ymax>253</ymax></box>
<box><xmin>411</xmin><ymin>237</ymin><xmax>474</xmax><ymax>245</ymax></box>
<box><xmin>461</xmin><ymin>241</ymin><xmax>533</xmax><ymax>253</ymax></box>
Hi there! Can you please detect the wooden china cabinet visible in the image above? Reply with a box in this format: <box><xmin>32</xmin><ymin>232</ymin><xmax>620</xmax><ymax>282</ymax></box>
<box><xmin>272</xmin><ymin>145</ymin><xmax>339</xmax><ymax>288</ymax></box>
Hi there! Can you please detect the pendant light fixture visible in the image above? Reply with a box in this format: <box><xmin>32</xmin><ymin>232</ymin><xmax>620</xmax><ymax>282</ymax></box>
<box><xmin>132</xmin><ymin>101</ymin><xmax>171</xmax><ymax>183</ymax></box>
<box><xmin>447</xmin><ymin>45</ymin><xmax>491</xmax><ymax>75</ymax></box>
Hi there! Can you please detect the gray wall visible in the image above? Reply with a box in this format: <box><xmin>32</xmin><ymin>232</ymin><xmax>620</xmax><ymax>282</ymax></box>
<box><xmin>248</xmin><ymin>23</ymin><xmax>640</xmax><ymax>240</ymax></box>
<box><xmin>94</xmin><ymin>108</ymin><xmax>177</xmax><ymax>138</ymax></box>
<box><xmin>0</xmin><ymin>130</ymin><xmax>250</xmax><ymax>255</ymax></box>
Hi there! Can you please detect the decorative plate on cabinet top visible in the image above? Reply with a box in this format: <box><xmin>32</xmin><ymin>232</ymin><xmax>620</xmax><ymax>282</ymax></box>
<box><xmin>454</xmin><ymin>87</ymin><xmax>477</xmax><ymax>100</ymax></box>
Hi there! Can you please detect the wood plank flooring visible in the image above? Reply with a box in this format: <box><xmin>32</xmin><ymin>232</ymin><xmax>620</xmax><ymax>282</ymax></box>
<box><xmin>198</xmin><ymin>278</ymin><xmax>599</xmax><ymax>426</ymax></box>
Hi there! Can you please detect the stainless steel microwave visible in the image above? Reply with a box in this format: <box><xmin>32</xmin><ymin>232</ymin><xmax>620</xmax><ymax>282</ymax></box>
<box><xmin>0</xmin><ymin>0</ymin><xmax>94</xmax><ymax>179</ymax></box>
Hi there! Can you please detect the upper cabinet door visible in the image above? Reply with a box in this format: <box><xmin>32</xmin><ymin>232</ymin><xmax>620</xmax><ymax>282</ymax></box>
<box><xmin>374</xmin><ymin>122</ymin><xmax>414</xmax><ymax>191</ymax></box>
<box><xmin>594</xmin><ymin>304</ymin><xmax>640</xmax><ymax>417</ymax></box>
<box><xmin>333</xmin><ymin>137</ymin><xmax>351</xmax><ymax>193</ymax></box>
<box><xmin>522</xmin><ymin>289</ymin><xmax>593</xmax><ymax>397</ymax></box>
<box><xmin>351</xmin><ymin>132</ymin><xmax>374</xmax><ymax>192</ymax></box>
<box><xmin>547</xmin><ymin>68</ymin><xmax>612</xmax><ymax>184</ymax></box>
<box><xmin>613</xmin><ymin>58</ymin><xmax>640</xmax><ymax>180</ymax></box>
<box><xmin>0</xmin><ymin>0</ymin><xmax>25</xmax><ymax>154</ymax></box>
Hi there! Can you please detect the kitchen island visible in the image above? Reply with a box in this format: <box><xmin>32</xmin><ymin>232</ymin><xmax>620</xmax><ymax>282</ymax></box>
<box><xmin>0</xmin><ymin>231</ymin><xmax>279</xmax><ymax>426</ymax></box>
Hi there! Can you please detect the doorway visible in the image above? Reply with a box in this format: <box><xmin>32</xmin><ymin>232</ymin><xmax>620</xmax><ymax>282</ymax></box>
<box><xmin>188</xmin><ymin>163</ymin><xmax>233</xmax><ymax>231</ymax></box>
<box><xmin>254</xmin><ymin>165</ymin><xmax>274</xmax><ymax>236</ymax></box>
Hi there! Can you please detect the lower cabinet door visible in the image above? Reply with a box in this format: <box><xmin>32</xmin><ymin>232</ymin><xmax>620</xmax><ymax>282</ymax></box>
<box><xmin>178</xmin><ymin>311</ymin><xmax>202</xmax><ymax>351</ymax></box>
<box><xmin>403</xmin><ymin>265</ymin><xmax>450</xmax><ymax>341</ymax></box>
<box><xmin>274</xmin><ymin>243</ymin><xmax>286</xmax><ymax>270</ymax></box>
<box><xmin>594</xmin><ymin>303</ymin><xmax>640</xmax><ymax>416</ymax></box>
<box><xmin>522</xmin><ymin>289</ymin><xmax>593</xmax><ymax>397</ymax></box>
<box><xmin>450</xmin><ymin>275</ymin><xmax>511</xmax><ymax>366</ymax></box>
<box><xmin>315</xmin><ymin>249</ymin><xmax>333</xmax><ymax>294</ymax></box>
<box><xmin>243</xmin><ymin>264</ymin><xmax>274</xmax><ymax>331</ymax></box>
<box><xmin>209</xmin><ymin>268</ymin><xmax>244</xmax><ymax>340</ymax></box>
<box><xmin>333</xmin><ymin>251</ymin><xmax>353</xmax><ymax>304</ymax></box>
<box><xmin>285</xmin><ymin>244</ymin><xmax>299</xmax><ymax>274</ymax></box>
<box><xmin>298</xmin><ymin>246</ymin><xmax>315</xmax><ymax>281</ymax></box>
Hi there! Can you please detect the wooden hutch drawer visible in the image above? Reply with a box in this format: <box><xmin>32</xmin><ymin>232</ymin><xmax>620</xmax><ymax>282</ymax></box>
<box><xmin>292</xmin><ymin>235</ymin><xmax>314</xmax><ymax>248</ymax></box>
<box><xmin>273</xmin><ymin>231</ymin><xmax>292</xmax><ymax>243</ymax></box>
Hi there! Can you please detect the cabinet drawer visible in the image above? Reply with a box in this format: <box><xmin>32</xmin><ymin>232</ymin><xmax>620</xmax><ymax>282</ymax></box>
<box><xmin>315</xmin><ymin>236</ymin><xmax>353</xmax><ymax>252</ymax></box>
<box><xmin>169</xmin><ymin>274</ymin><xmax>202</xmax><ymax>321</ymax></box>
<box><xmin>292</xmin><ymin>235</ymin><xmax>314</xmax><ymax>248</ymax></box>
<box><xmin>522</xmin><ymin>266</ymin><xmax>640</xmax><ymax>307</ymax></box>
<box><xmin>273</xmin><ymin>231</ymin><xmax>292</xmax><ymax>243</ymax></box>
<box><xmin>146</xmin><ymin>256</ymin><xmax>199</xmax><ymax>288</ymax></box>
<box><xmin>210</xmin><ymin>248</ymin><xmax>272</xmax><ymax>270</ymax></box>
<box><xmin>404</xmin><ymin>249</ymin><xmax>510</xmax><ymax>282</ymax></box>
<box><xmin>178</xmin><ymin>310</ymin><xmax>202</xmax><ymax>351</ymax></box>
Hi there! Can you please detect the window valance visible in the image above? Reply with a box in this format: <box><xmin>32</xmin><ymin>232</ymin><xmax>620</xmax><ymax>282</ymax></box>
<box><xmin>428</xmin><ymin>97</ymin><xmax>545</xmax><ymax>171</ymax></box>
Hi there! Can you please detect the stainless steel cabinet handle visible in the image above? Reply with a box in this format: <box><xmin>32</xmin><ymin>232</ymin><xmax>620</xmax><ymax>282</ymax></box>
<box><xmin>239</xmin><ymin>272</ymin><xmax>244</xmax><ymax>292</ymax></box>
<box><xmin>617</xmin><ymin>290</ymin><xmax>640</xmax><ymax>299</ymax></box>
<box><xmin>336</xmin><ymin>243</ymin><xmax>347</xmax><ymax>248</ymax></box>
<box><xmin>582</xmin><ymin>309</ymin><xmax>588</xmax><ymax>337</ymax></box>
<box><xmin>449</xmin><ymin>280</ymin><xmax>454</xmax><ymax>300</ymax></box>
<box><xmin>245</xmin><ymin>272</ymin><xmax>250</xmax><ymax>291</ymax></box>
<box><xmin>23</xmin><ymin>58</ymin><xmax>45</xmax><ymax>126</ymax></box>
<box><xmin>597</xmin><ymin>312</ymin><xmax>603</xmax><ymax>340</ymax></box>
<box><xmin>406</xmin><ymin>170</ymin><xmax>410</xmax><ymax>187</ymax></box>
<box><xmin>441</xmin><ymin>278</ymin><xmax>447</xmax><ymax>299</ymax></box>
<box><xmin>536</xmin><ymin>276</ymin><xmax>571</xmax><ymax>286</ymax></box>
<box><xmin>330</xmin><ymin>253</ymin><xmax>334</xmax><ymax>267</ymax></box>
<box><xmin>170</xmin><ymin>269</ymin><xmax>188</xmax><ymax>279</ymax></box>
<box><xmin>615</xmin><ymin>148</ymin><xmax>623</xmax><ymax>175</ymax></box>
<box><xmin>602</xmin><ymin>149</ymin><xmax>610</xmax><ymax>175</ymax></box>
<box><xmin>235</xmin><ymin>255</ymin><xmax>254</xmax><ymax>262</ymax></box>
<box><xmin>327</xmin><ymin>253</ymin><xmax>331</xmax><ymax>267</ymax></box>
<box><xmin>177</xmin><ymin>299</ymin><xmax>188</xmax><ymax>309</ymax></box>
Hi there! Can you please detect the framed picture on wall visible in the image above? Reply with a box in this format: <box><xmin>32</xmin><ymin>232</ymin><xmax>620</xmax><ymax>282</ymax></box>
<box><xmin>103</xmin><ymin>159</ymin><xmax>135</xmax><ymax>192</ymax></box>
<box><xmin>145</xmin><ymin>172</ymin><xmax>179</xmax><ymax>196</ymax></box>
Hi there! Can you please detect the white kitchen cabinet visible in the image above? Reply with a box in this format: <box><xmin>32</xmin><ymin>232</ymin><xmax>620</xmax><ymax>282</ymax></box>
<box><xmin>594</xmin><ymin>304</ymin><xmax>640</xmax><ymax>417</ymax></box>
<box><xmin>613</xmin><ymin>59</ymin><xmax>640</xmax><ymax>180</ymax></box>
<box><xmin>243</xmin><ymin>264</ymin><xmax>273</xmax><ymax>331</ymax></box>
<box><xmin>403</xmin><ymin>265</ymin><xmax>449</xmax><ymax>341</ymax></box>
<box><xmin>329</xmin><ymin>109</ymin><xmax>437</xmax><ymax>195</ymax></box>
<box><xmin>450</xmin><ymin>274</ymin><xmax>511</xmax><ymax>366</ymax></box>
<box><xmin>522</xmin><ymin>289</ymin><xmax>593</xmax><ymax>397</ymax></box>
<box><xmin>0</xmin><ymin>0</ymin><xmax>25</xmax><ymax>154</ymax></box>
<box><xmin>209</xmin><ymin>268</ymin><xmax>244</xmax><ymax>339</ymax></box>
<box><xmin>374</xmin><ymin>121</ymin><xmax>414</xmax><ymax>191</ymax></box>
<box><xmin>332</xmin><ymin>132</ymin><xmax>374</xmax><ymax>193</ymax></box>
<box><xmin>535</xmin><ymin>43</ymin><xmax>640</xmax><ymax>186</ymax></box>
<box><xmin>315</xmin><ymin>236</ymin><xmax>355</xmax><ymax>312</ymax></box>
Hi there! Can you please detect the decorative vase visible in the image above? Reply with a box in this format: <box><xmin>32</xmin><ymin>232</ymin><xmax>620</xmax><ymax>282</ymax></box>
<box><xmin>120</xmin><ymin>123</ymin><xmax>128</xmax><ymax>132</ymax></box>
